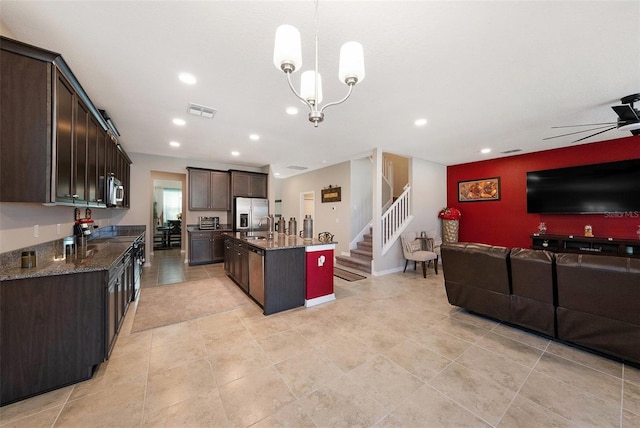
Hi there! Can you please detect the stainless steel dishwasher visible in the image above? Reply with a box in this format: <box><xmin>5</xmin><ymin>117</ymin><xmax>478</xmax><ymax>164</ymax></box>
<box><xmin>248</xmin><ymin>246</ymin><xmax>265</xmax><ymax>306</ymax></box>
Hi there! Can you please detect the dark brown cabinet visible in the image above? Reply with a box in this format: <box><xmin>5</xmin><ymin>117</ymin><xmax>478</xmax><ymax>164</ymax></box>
<box><xmin>0</xmin><ymin>36</ymin><xmax>130</xmax><ymax>208</ymax></box>
<box><xmin>189</xmin><ymin>230</ymin><xmax>226</xmax><ymax>265</ymax></box>
<box><xmin>231</xmin><ymin>170</ymin><xmax>268</xmax><ymax>198</ymax></box>
<box><xmin>187</xmin><ymin>167</ymin><xmax>230</xmax><ymax>211</ymax></box>
<box><xmin>1</xmin><ymin>271</ymin><xmax>105</xmax><ymax>406</ymax></box>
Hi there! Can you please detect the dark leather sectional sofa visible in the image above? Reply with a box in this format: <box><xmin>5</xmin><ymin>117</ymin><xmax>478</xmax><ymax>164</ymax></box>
<box><xmin>441</xmin><ymin>242</ymin><xmax>640</xmax><ymax>364</ymax></box>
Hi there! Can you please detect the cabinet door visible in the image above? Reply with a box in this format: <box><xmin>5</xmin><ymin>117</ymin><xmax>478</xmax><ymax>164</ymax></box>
<box><xmin>87</xmin><ymin>117</ymin><xmax>99</xmax><ymax>204</ymax></box>
<box><xmin>232</xmin><ymin>172</ymin><xmax>251</xmax><ymax>197</ymax></box>
<box><xmin>55</xmin><ymin>73</ymin><xmax>75</xmax><ymax>203</ymax></box>
<box><xmin>212</xmin><ymin>233</ymin><xmax>225</xmax><ymax>262</ymax></box>
<box><xmin>188</xmin><ymin>169</ymin><xmax>211</xmax><ymax>210</ymax></box>
<box><xmin>250</xmin><ymin>174</ymin><xmax>268</xmax><ymax>198</ymax></box>
<box><xmin>74</xmin><ymin>97</ymin><xmax>90</xmax><ymax>204</ymax></box>
<box><xmin>190</xmin><ymin>232</ymin><xmax>213</xmax><ymax>265</ymax></box>
<box><xmin>224</xmin><ymin>238</ymin><xmax>232</xmax><ymax>273</ymax></box>
<box><xmin>210</xmin><ymin>171</ymin><xmax>230</xmax><ymax>210</ymax></box>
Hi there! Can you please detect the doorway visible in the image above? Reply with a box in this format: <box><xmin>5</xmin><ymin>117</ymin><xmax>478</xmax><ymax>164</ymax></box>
<box><xmin>150</xmin><ymin>171</ymin><xmax>186</xmax><ymax>253</ymax></box>
<box><xmin>300</xmin><ymin>191</ymin><xmax>315</xmax><ymax>232</ymax></box>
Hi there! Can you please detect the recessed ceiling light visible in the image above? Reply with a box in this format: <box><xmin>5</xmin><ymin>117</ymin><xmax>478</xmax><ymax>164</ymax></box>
<box><xmin>231</xmin><ymin>151</ymin><xmax>240</xmax><ymax>156</ymax></box>
<box><xmin>172</xmin><ymin>118</ymin><xmax>186</xmax><ymax>126</ymax></box>
<box><xmin>178</xmin><ymin>72</ymin><xmax>196</xmax><ymax>85</ymax></box>
<box><xmin>169</xmin><ymin>141</ymin><xmax>180</xmax><ymax>147</ymax></box>
<box><xmin>286</xmin><ymin>106</ymin><xmax>299</xmax><ymax>115</ymax></box>
<box><xmin>480</xmin><ymin>148</ymin><xmax>491</xmax><ymax>154</ymax></box>
<box><xmin>414</xmin><ymin>118</ymin><xmax>428</xmax><ymax>127</ymax></box>
<box><xmin>249</xmin><ymin>134</ymin><xmax>260</xmax><ymax>141</ymax></box>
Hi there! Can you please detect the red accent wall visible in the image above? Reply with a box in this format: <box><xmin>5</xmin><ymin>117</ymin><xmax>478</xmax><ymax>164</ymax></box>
<box><xmin>446</xmin><ymin>136</ymin><xmax>640</xmax><ymax>248</ymax></box>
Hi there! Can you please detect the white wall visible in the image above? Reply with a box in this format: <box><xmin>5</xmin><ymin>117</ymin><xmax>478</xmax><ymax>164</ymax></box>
<box><xmin>350</xmin><ymin>157</ymin><xmax>372</xmax><ymax>241</ymax></box>
<box><xmin>278</xmin><ymin>162</ymin><xmax>351</xmax><ymax>257</ymax></box>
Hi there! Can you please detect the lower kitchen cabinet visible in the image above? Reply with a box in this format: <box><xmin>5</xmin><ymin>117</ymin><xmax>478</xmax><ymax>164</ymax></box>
<box><xmin>1</xmin><ymin>271</ymin><xmax>105</xmax><ymax>406</ymax></box>
<box><xmin>189</xmin><ymin>230</ymin><xmax>226</xmax><ymax>265</ymax></box>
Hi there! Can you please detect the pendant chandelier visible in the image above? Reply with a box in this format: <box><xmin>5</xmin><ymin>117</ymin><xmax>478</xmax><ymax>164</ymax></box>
<box><xmin>273</xmin><ymin>0</ymin><xmax>365</xmax><ymax>127</ymax></box>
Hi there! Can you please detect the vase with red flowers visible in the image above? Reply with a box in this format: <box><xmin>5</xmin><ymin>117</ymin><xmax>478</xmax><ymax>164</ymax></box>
<box><xmin>438</xmin><ymin>207</ymin><xmax>461</xmax><ymax>243</ymax></box>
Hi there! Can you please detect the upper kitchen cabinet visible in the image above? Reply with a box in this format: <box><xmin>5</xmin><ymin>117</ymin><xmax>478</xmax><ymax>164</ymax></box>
<box><xmin>0</xmin><ymin>36</ymin><xmax>130</xmax><ymax>208</ymax></box>
<box><xmin>230</xmin><ymin>170</ymin><xmax>268</xmax><ymax>199</ymax></box>
<box><xmin>188</xmin><ymin>167</ymin><xmax>230</xmax><ymax>211</ymax></box>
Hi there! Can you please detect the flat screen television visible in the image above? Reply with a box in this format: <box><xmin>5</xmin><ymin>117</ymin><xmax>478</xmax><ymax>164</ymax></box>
<box><xmin>526</xmin><ymin>158</ymin><xmax>640</xmax><ymax>214</ymax></box>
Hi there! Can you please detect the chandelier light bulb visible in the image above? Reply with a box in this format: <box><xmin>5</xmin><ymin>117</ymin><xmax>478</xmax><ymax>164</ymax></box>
<box><xmin>300</xmin><ymin>71</ymin><xmax>323</xmax><ymax>104</ymax></box>
<box><xmin>273</xmin><ymin>25</ymin><xmax>302</xmax><ymax>73</ymax></box>
<box><xmin>338</xmin><ymin>42</ymin><xmax>365</xmax><ymax>85</ymax></box>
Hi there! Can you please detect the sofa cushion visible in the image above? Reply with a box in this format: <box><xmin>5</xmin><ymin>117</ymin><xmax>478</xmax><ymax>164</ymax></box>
<box><xmin>510</xmin><ymin>248</ymin><xmax>555</xmax><ymax>304</ymax></box>
<box><xmin>441</xmin><ymin>242</ymin><xmax>511</xmax><ymax>294</ymax></box>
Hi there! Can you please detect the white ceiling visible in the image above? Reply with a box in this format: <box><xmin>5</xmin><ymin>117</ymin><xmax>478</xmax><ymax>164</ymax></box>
<box><xmin>2</xmin><ymin>1</ymin><xmax>639</xmax><ymax>178</ymax></box>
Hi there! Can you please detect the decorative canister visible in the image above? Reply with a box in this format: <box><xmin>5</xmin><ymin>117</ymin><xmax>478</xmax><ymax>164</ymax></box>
<box><xmin>288</xmin><ymin>217</ymin><xmax>297</xmax><ymax>237</ymax></box>
<box><xmin>301</xmin><ymin>215</ymin><xmax>313</xmax><ymax>240</ymax></box>
<box><xmin>442</xmin><ymin>219</ymin><xmax>459</xmax><ymax>243</ymax></box>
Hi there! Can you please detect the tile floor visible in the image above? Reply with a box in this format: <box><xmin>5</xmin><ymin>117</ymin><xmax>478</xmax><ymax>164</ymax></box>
<box><xmin>2</xmin><ymin>249</ymin><xmax>640</xmax><ymax>427</ymax></box>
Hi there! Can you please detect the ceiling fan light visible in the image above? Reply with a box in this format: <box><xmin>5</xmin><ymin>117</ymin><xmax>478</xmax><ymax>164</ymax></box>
<box><xmin>300</xmin><ymin>71</ymin><xmax>323</xmax><ymax>104</ymax></box>
<box><xmin>273</xmin><ymin>25</ymin><xmax>302</xmax><ymax>73</ymax></box>
<box><xmin>338</xmin><ymin>41</ymin><xmax>365</xmax><ymax>85</ymax></box>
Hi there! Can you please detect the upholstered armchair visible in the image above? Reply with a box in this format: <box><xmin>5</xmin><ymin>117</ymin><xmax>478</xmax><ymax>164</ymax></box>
<box><xmin>400</xmin><ymin>232</ymin><xmax>438</xmax><ymax>278</ymax></box>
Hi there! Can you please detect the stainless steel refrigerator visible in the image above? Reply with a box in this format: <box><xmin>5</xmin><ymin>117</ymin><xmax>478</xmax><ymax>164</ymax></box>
<box><xmin>234</xmin><ymin>197</ymin><xmax>269</xmax><ymax>232</ymax></box>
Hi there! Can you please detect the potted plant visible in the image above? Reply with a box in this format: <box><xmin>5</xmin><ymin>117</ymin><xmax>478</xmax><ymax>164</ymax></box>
<box><xmin>438</xmin><ymin>207</ymin><xmax>462</xmax><ymax>243</ymax></box>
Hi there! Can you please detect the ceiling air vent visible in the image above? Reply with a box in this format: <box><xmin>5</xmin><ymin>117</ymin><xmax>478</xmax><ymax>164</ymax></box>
<box><xmin>287</xmin><ymin>165</ymin><xmax>308</xmax><ymax>170</ymax></box>
<box><xmin>187</xmin><ymin>102</ymin><xmax>217</xmax><ymax>119</ymax></box>
<box><xmin>501</xmin><ymin>149</ymin><xmax>522</xmax><ymax>154</ymax></box>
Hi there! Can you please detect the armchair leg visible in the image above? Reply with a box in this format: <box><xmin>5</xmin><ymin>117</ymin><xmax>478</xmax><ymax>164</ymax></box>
<box><xmin>421</xmin><ymin>261</ymin><xmax>427</xmax><ymax>278</ymax></box>
<box><xmin>403</xmin><ymin>260</ymin><xmax>409</xmax><ymax>273</ymax></box>
<box><xmin>435</xmin><ymin>256</ymin><xmax>438</xmax><ymax>275</ymax></box>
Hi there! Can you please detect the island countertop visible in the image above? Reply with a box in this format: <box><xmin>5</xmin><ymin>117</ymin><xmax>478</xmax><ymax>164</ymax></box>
<box><xmin>223</xmin><ymin>231</ymin><xmax>336</xmax><ymax>251</ymax></box>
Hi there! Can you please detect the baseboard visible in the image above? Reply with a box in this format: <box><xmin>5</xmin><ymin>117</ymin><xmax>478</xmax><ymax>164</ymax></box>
<box><xmin>305</xmin><ymin>293</ymin><xmax>336</xmax><ymax>307</ymax></box>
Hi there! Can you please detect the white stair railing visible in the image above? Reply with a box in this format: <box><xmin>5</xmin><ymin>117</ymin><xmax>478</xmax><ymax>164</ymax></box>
<box><xmin>381</xmin><ymin>185</ymin><xmax>413</xmax><ymax>255</ymax></box>
<box><xmin>381</xmin><ymin>158</ymin><xmax>394</xmax><ymax>211</ymax></box>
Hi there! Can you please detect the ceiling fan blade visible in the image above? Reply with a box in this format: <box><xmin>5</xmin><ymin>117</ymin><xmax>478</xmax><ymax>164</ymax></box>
<box><xmin>551</xmin><ymin>122</ymin><xmax>617</xmax><ymax>128</ymax></box>
<box><xmin>570</xmin><ymin>126</ymin><xmax>617</xmax><ymax>143</ymax></box>
<box><xmin>612</xmin><ymin>105</ymin><xmax>640</xmax><ymax>121</ymax></box>
<box><xmin>543</xmin><ymin>125</ymin><xmax>616</xmax><ymax>141</ymax></box>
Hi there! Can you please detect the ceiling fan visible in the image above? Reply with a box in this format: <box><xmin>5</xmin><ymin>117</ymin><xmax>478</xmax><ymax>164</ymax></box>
<box><xmin>544</xmin><ymin>93</ymin><xmax>640</xmax><ymax>143</ymax></box>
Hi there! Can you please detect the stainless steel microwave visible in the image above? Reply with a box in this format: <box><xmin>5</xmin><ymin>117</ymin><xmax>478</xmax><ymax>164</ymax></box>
<box><xmin>106</xmin><ymin>174</ymin><xmax>124</xmax><ymax>207</ymax></box>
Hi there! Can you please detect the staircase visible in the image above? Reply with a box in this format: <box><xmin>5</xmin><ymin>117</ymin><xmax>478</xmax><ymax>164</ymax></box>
<box><xmin>335</xmin><ymin>228</ymin><xmax>372</xmax><ymax>274</ymax></box>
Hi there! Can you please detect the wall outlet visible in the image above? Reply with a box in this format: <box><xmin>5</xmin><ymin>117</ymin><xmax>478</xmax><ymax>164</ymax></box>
<box><xmin>56</xmin><ymin>224</ymin><xmax>61</xmax><ymax>235</ymax></box>
<box><xmin>33</xmin><ymin>224</ymin><xmax>39</xmax><ymax>237</ymax></box>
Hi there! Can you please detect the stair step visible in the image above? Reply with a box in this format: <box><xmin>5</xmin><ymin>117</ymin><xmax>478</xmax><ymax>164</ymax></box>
<box><xmin>350</xmin><ymin>248</ymin><xmax>372</xmax><ymax>260</ymax></box>
<box><xmin>357</xmin><ymin>241</ymin><xmax>372</xmax><ymax>251</ymax></box>
<box><xmin>363</xmin><ymin>233</ymin><xmax>372</xmax><ymax>241</ymax></box>
<box><xmin>335</xmin><ymin>255</ymin><xmax>371</xmax><ymax>274</ymax></box>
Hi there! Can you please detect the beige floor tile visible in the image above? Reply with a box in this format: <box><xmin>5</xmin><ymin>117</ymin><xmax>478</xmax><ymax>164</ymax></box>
<box><xmin>298</xmin><ymin>375</ymin><xmax>387</xmax><ymax>427</ymax></box>
<box><xmin>109</xmin><ymin>329</ymin><xmax>153</xmax><ymax>359</ymax></box>
<box><xmin>350</xmin><ymin>320</ymin><xmax>407</xmax><ymax>353</ymax></box>
<box><xmin>519</xmin><ymin>371</ymin><xmax>621</xmax><ymax>427</ymax></box>
<box><xmin>347</xmin><ymin>354</ymin><xmax>424</xmax><ymax>410</ymax></box>
<box><xmin>0</xmin><ymin>406</ymin><xmax>61</xmax><ymax>428</ymax></box>
<box><xmin>202</xmin><ymin>321</ymin><xmax>256</xmax><ymax>354</ymax></box>
<box><xmin>218</xmin><ymin>366</ymin><xmax>296</xmax><ymax>428</ymax></box>
<box><xmin>456</xmin><ymin>345</ymin><xmax>531</xmax><ymax>391</ymax></box>
<box><xmin>546</xmin><ymin>341</ymin><xmax>623</xmax><ymax>378</ymax></box>
<box><xmin>625</xmin><ymin>364</ymin><xmax>640</xmax><ymax>386</ymax></box>
<box><xmin>208</xmin><ymin>340</ymin><xmax>272</xmax><ymax>386</ymax></box>
<box><xmin>498</xmin><ymin>395</ymin><xmax>578</xmax><ymax>427</ymax></box>
<box><xmin>69</xmin><ymin>357</ymin><xmax>148</xmax><ymax>401</ymax></box>
<box><xmin>433</xmin><ymin>316</ymin><xmax>491</xmax><ymax>343</ymax></box>
<box><xmin>275</xmin><ymin>349</ymin><xmax>344</xmax><ymax>398</ymax></box>
<box><xmin>149</xmin><ymin>318</ymin><xmax>201</xmax><ymax>348</ymax></box>
<box><xmin>491</xmin><ymin>323</ymin><xmax>551</xmax><ymax>350</ymax></box>
<box><xmin>316</xmin><ymin>334</ymin><xmax>379</xmax><ymax>372</ymax></box>
<box><xmin>624</xmin><ymin>409</ymin><xmax>640</xmax><ymax>427</ymax></box>
<box><xmin>197</xmin><ymin>310</ymin><xmax>244</xmax><ymax>333</ymax></box>
<box><xmin>144</xmin><ymin>358</ymin><xmax>216</xmax><ymax>417</ymax></box>
<box><xmin>534</xmin><ymin>352</ymin><xmax>622</xmax><ymax>405</ymax></box>
<box><xmin>383</xmin><ymin>384</ymin><xmax>490</xmax><ymax>427</ymax></box>
<box><xmin>384</xmin><ymin>338</ymin><xmax>452</xmax><ymax>382</ymax></box>
<box><xmin>242</xmin><ymin>315</ymin><xmax>292</xmax><ymax>340</ymax></box>
<box><xmin>450</xmin><ymin>309</ymin><xmax>500</xmax><ymax>330</ymax></box>
<box><xmin>143</xmin><ymin>389</ymin><xmax>230</xmax><ymax>427</ymax></box>
<box><xmin>475</xmin><ymin>332</ymin><xmax>543</xmax><ymax>368</ymax></box>
<box><xmin>624</xmin><ymin>380</ymin><xmax>640</xmax><ymax>416</ymax></box>
<box><xmin>250</xmin><ymin>401</ymin><xmax>316</xmax><ymax>428</ymax></box>
<box><xmin>0</xmin><ymin>386</ymin><xmax>71</xmax><ymax>426</ymax></box>
<box><xmin>56</xmin><ymin>382</ymin><xmax>145</xmax><ymax>427</ymax></box>
<box><xmin>429</xmin><ymin>362</ymin><xmax>516</xmax><ymax>425</ymax></box>
<box><xmin>148</xmin><ymin>335</ymin><xmax>208</xmax><ymax>374</ymax></box>
<box><xmin>257</xmin><ymin>329</ymin><xmax>313</xmax><ymax>363</ymax></box>
<box><xmin>417</xmin><ymin>327</ymin><xmax>474</xmax><ymax>360</ymax></box>
<box><xmin>293</xmin><ymin>317</ymin><xmax>347</xmax><ymax>346</ymax></box>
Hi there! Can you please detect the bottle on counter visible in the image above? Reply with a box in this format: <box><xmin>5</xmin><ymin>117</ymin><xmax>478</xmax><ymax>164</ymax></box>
<box><xmin>288</xmin><ymin>217</ymin><xmax>297</xmax><ymax>237</ymax></box>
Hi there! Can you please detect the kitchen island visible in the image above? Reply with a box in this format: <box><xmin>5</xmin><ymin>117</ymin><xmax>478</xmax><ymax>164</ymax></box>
<box><xmin>223</xmin><ymin>232</ymin><xmax>336</xmax><ymax>315</ymax></box>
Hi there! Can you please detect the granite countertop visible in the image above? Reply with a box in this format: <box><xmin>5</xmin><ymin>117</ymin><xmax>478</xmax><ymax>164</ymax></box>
<box><xmin>223</xmin><ymin>231</ymin><xmax>336</xmax><ymax>251</ymax></box>
<box><xmin>0</xmin><ymin>226</ymin><xmax>145</xmax><ymax>282</ymax></box>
